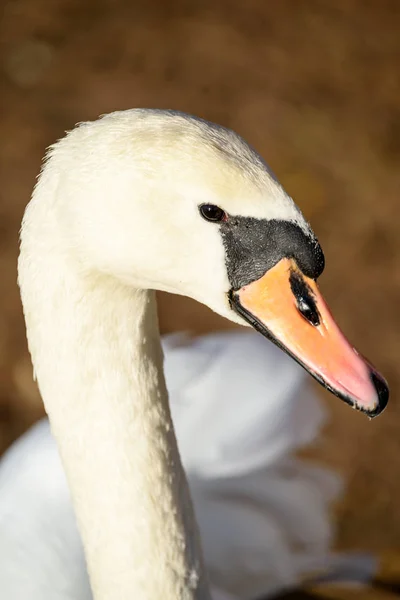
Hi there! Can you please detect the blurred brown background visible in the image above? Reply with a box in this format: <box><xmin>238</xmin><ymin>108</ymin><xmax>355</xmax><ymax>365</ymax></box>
<box><xmin>0</xmin><ymin>0</ymin><xmax>399</xmax><ymax>566</ymax></box>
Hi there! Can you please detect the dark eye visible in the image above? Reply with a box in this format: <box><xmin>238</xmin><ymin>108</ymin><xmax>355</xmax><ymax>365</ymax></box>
<box><xmin>199</xmin><ymin>204</ymin><xmax>226</xmax><ymax>223</ymax></box>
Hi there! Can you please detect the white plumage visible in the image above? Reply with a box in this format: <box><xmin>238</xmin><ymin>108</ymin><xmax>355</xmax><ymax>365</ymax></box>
<box><xmin>0</xmin><ymin>331</ymin><xmax>341</xmax><ymax>600</ymax></box>
<box><xmin>13</xmin><ymin>109</ymin><xmax>382</xmax><ymax>600</ymax></box>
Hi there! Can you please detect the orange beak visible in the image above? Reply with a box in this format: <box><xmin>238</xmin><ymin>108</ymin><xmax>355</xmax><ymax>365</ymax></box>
<box><xmin>229</xmin><ymin>258</ymin><xmax>388</xmax><ymax>417</ymax></box>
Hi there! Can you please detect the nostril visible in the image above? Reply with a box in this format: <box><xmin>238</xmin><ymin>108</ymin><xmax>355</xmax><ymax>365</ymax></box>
<box><xmin>289</xmin><ymin>270</ymin><xmax>320</xmax><ymax>327</ymax></box>
<box><xmin>296</xmin><ymin>297</ymin><xmax>320</xmax><ymax>326</ymax></box>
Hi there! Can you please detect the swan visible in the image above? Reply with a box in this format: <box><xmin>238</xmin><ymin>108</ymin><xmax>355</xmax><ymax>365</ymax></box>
<box><xmin>14</xmin><ymin>109</ymin><xmax>388</xmax><ymax>600</ymax></box>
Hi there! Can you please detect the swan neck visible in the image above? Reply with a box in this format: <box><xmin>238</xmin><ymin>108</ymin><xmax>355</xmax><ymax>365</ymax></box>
<box><xmin>18</xmin><ymin>240</ymin><xmax>210</xmax><ymax>600</ymax></box>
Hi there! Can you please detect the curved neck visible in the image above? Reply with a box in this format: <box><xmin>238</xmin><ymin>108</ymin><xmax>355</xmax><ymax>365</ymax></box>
<box><xmin>19</xmin><ymin>238</ymin><xmax>210</xmax><ymax>600</ymax></box>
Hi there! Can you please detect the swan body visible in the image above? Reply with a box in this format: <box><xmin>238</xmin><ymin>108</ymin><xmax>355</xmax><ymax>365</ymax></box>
<box><xmin>0</xmin><ymin>331</ymin><xmax>339</xmax><ymax>600</ymax></box>
<box><xmin>16</xmin><ymin>109</ymin><xmax>387</xmax><ymax>600</ymax></box>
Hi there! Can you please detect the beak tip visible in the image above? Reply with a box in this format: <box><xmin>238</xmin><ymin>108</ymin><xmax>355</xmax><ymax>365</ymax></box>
<box><xmin>363</xmin><ymin>370</ymin><xmax>389</xmax><ymax>418</ymax></box>
<box><xmin>352</xmin><ymin>369</ymin><xmax>389</xmax><ymax>419</ymax></box>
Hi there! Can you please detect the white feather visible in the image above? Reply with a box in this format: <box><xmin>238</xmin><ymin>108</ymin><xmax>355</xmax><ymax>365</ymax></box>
<box><xmin>15</xmin><ymin>110</ymin><xmax>378</xmax><ymax>600</ymax></box>
<box><xmin>0</xmin><ymin>331</ymin><xmax>344</xmax><ymax>599</ymax></box>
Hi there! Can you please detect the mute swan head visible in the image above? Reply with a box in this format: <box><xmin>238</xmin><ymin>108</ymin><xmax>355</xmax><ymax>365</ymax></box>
<box><xmin>24</xmin><ymin>108</ymin><xmax>387</xmax><ymax>415</ymax></box>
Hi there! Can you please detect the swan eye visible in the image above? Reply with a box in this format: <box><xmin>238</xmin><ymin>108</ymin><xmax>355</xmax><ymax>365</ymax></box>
<box><xmin>199</xmin><ymin>204</ymin><xmax>226</xmax><ymax>223</ymax></box>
